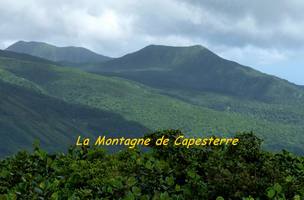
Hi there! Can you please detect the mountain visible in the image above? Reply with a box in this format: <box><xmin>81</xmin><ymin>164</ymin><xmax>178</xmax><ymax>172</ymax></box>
<box><xmin>93</xmin><ymin>45</ymin><xmax>304</xmax><ymax>104</ymax></box>
<box><xmin>1</xmin><ymin>49</ymin><xmax>304</xmax><ymax>155</ymax></box>
<box><xmin>6</xmin><ymin>41</ymin><xmax>112</xmax><ymax>64</ymax></box>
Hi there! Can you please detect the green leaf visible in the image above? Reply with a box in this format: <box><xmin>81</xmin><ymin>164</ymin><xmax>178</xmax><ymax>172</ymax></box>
<box><xmin>145</xmin><ymin>161</ymin><xmax>153</xmax><ymax>170</ymax></box>
<box><xmin>50</xmin><ymin>192</ymin><xmax>59</xmax><ymax>200</ymax></box>
<box><xmin>34</xmin><ymin>187</ymin><xmax>43</xmax><ymax>195</ymax></box>
<box><xmin>131</xmin><ymin>186</ymin><xmax>141</xmax><ymax>196</ymax></box>
<box><xmin>160</xmin><ymin>192</ymin><xmax>170</xmax><ymax>200</ymax></box>
<box><xmin>165</xmin><ymin>176</ymin><xmax>175</xmax><ymax>186</ymax></box>
<box><xmin>274</xmin><ymin>183</ymin><xmax>282</xmax><ymax>193</ymax></box>
<box><xmin>109</xmin><ymin>178</ymin><xmax>123</xmax><ymax>189</ymax></box>
<box><xmin>126</xmin><ymin>177</ymin><xmax>137</xmax><ymax>187</ymax></box>
<box><xmin>139</xmin><ymin>195</ymin><xmax>150</xmax><ymax>200</ymax></box>
<box><xmin>124</xmin><ymin>192</ymin><xmax>135</xmax><ymax>200</ymax></box>
<box><xmin>285</xmin><ymin>176</ymin><xmax>293</xmax><ymax>183</ymax></box>
<box><xmin>267</xmin><ymin>188</ymin><xmax>276</xmax><ymax>198</ymax></box>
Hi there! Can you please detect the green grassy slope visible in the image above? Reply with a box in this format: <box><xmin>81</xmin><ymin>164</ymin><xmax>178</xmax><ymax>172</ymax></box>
<box><xmin>0</xmin><ymin>52</ymin><xmax>304</xmax><ymax>153</ymax></box>
<box><xmin>6</xmin><ymin>41</ymin><xmax>112</xmax><ymax>64</ymax></box>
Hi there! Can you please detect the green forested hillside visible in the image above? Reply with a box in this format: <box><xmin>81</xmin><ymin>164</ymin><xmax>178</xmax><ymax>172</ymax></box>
<box><xmin>6</xmin><ymin>41</ymin><xmax>111</xmax><ymax>64</ymax></box>
<box><xmin>93</xmin><ymin>45</ymin><xmax>304</xmax><ymax>104</ymax></box>
<box><xmin>0</xmin><ymin>130</ymin><xmax>303</xmax><ymax>199</ymax></box>
<box><xmin>0</xmin><ymin>50</ymin><xmax>304</xmax><ymax>154</ymax></box>
<box><xmin>0</xmin><ymin>50</ymin><xmax>56</xmax><ymax>65</ymax></box>
<box><xmin>0</xmin><ymin>77</ymin><xmax>147</xmax><ymax>157</ymax></box>
<box><xmin>0</xmin><ymin>55</ymin><xmax>258</xmax><ymax>133</ymax></box>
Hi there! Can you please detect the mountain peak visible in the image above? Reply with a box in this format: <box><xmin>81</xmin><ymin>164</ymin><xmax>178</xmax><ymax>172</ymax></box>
<box><xmin>100</xmin><ymin>43</ymin><xmax>219</xmax><ymax>72</ymax></box>
<box><xmin>142</xmin><ymin>44</ymin><xmax>206</xmax><ymax>51</ymax></box>
<box><xmin>9</xmin><ymin>41</ymin><xmax>58</xmax><ymax>49</ymax></box>
<box><xmin>139</xmin><ymin>44</ymin><xmax>218</xmax><ymax>59</ymax></box>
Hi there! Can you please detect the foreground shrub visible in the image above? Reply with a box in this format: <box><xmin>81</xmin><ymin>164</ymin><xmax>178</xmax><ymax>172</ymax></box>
<box><xmin>0</xmin><ymin>130</ymin><xmax>303</xmax><ymax>199</ymax></box>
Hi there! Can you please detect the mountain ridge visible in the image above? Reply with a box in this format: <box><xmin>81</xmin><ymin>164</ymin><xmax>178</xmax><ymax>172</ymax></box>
<box><xmin>6</xmin><ymin>41</ymin><xmax>112</xmax><ymax>64</ymax></box>
<box><xmin>99</xmin><ymin>44</ymin><xmax>216</xmax><ymax>71</ymax></box>
<box><xmin>90</xmin><ymin>44</ymin><xmax>304</xmax><ymax>104</ymax></box>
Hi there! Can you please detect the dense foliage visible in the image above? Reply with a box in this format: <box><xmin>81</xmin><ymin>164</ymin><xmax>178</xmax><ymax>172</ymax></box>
<box><xmin>1</xmin><ymin>130</ymin><xmax>303</xmax><ymax>199</ymax></box>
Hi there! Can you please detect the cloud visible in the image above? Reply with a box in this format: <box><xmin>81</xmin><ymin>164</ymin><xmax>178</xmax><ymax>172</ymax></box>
<box><xmin>216</xmin><ymin>45</ymin><xmax>289</xmax><ymax>66</ymax></box>
<box><xmin>179</xmin><ymin>0</ymin><xmax>304</xmax><ymax>49</ymax></box>
<box><xmin>0</xmin><ymin>0</ymin><xmax>303</xmax><ymax>83</ymax></box>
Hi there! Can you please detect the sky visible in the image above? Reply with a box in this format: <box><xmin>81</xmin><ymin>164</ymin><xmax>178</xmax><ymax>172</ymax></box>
<box><xmin>0</xmin><ymin>0</ymin><xmax>303</xmax><ymax>85</ymax></box>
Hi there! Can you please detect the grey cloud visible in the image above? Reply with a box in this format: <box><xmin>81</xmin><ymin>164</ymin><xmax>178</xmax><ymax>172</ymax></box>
<box><xmin>0</xmin><ymin>0</ymin><xmax>303</xmax><ymax>84</ymax></box>
<box><xmin>176</xmin><ymin>0</ymin><xmax>304</xmax><ymax>48</ymax></box>
<box><xmin>1</xmin><ymin>0</ymin><xmax>304</xmax><ymax>52</ymax></box>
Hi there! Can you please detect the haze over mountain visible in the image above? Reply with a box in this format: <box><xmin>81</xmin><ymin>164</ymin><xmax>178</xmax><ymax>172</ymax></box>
<box><xmin>6</xmin><ymin>41</ymin><xmax>112</xmax><ymax>65</ymax></box>
<box><xmin>2</xmin><ymin>42</ymin><xmax>304</xmax><ymax>156</ymax></box>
